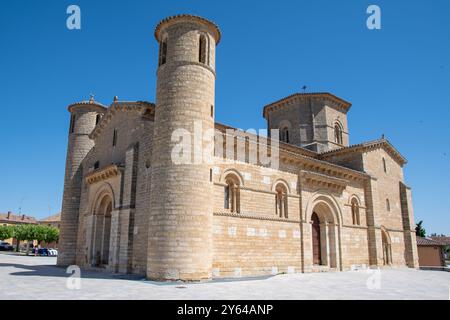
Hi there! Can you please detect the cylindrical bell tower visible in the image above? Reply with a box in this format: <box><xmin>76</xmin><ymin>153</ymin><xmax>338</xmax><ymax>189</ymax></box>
<box><xmin>57</xmin><ymin>98</ymin><xmax>106</xmax><ymax>266</ymax></box>
<box><xmin>147</xmin><ymin>15</ymin><xmax>220</xmax><ymax>281</ymax></box>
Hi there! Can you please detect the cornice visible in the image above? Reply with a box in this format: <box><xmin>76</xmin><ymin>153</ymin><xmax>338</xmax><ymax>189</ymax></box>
<box><xmin>155</xmin><ymin>14</ymin><xmax>221</xmax><ymax>44</ymax></box>
<box><xmin>214</xmin><ymin>122</ymin><xmax>369</xmax><ymax>182</ymax></box>
<box><xmin>68</xmin><ymin>100</ymin><xmax>108</xmax><ymax>114</ymax></box>
<box><xmin>300</xmin><ymin>170</ymin><xmax>349</xmax><ymax>193</ymax></box>
<box><xmin>319</xmin><ymin>138</ymin><xmax>408</xmax><ymax>166</ymax></box>
<box><xmin>213</xmin><ymin>211</ymin><xmax>300</xmax><ymax>224</ymax></box>
<box><xmin>263</xmin><ymin>92</ymin><xmax>352</xmax><ymax>119</ymax></box>
<box><xmin>89</xmin><ymin>101</ymin><xmax>155</xmax><ymax>140</ymax></box>
<box><xmin>85</xmin><ymin>164</ymin><xmax>122</xmax><ymax>185</ymax></box>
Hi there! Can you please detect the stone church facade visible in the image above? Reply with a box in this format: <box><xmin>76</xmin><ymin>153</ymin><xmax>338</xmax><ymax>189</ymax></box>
<box><xmin>57</xmin><ymin>15</ymin><xmax>419</xmax><ymax>281</ymax></box>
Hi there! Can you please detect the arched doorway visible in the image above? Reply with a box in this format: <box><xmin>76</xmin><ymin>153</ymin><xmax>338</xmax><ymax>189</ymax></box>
<box><xmin>381</xmin><ymin>229</ymin><xmax>392</xmax><ymax>266</ymax></box>
<box><xmin>91</xmin><ymin>194</ymin><xmax>113</xmax><ymax>267</ymax></box>
<box><xmin>311</xmin><ymin>212</ymin><xmax>322</xmax><ymax>265</ymax></box>
<box><xmin>101</xmin><ymin>201</ymin><xmax>112</xmax><ymax>265</ymax></box>
<box><xmin>308</xmin><ymin>199</ymin><xmax>341</xmax><ymax>269</ymax></box>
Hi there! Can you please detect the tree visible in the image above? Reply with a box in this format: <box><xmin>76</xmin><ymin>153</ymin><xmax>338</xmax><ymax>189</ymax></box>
<box><xmin>415</xmin><ymin>221</ymin><xmax>426</xmax><ymax>238</ymax></box>
<box><xmin>44</xmin><ymin>226</ymin><xmax>59</xmax><ymax>244</ymax></box>
<box><xmin>34</xmin><ymin>225</ymin><xmax>47</xmax><ymax>245</ymax></box>
<box><xmin>35</xmin><ymin>225</ymin><xmax>59</xmax><ymax>246</ymax></box>
<box><xmin>0</xmin><ymin>225</ymin><xmax>13</xmax><ymax>241</ymax></box>
<box><xmin>12</xmin><ymin>224</ymin><xmax>38</xmax><ymax>255</ymax></box>
<box><xmin>8</xmin><ymin>224</ymin><xmax>60</xmax><ymax>254</ymax></box>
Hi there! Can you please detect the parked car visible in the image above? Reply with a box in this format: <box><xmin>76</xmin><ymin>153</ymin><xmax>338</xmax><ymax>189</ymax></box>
<box><xmin>0</xmin><ymin>242</ymin><xmax>14</xmax><ymax>251</ymax></box>
<box><xmin>31</xmin><ymin>248</ymin><xmax>49</xmax><ymax>256</ymax></box>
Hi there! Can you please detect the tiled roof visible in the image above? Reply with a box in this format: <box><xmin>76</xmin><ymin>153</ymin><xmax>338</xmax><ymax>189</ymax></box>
<box><xmin>67</xmin><ymin>99</ymin><xmax>108</xmax><ymax>113</ymax></box>
<box><xmin>89</xmin><ymin>101</ymin><xmax>155</xmax><ymax>139</ymax></box>
<box><xmin>416</xmin><ymin>237</ymin><xmax>446</xmax><ymax>246</ymax></box>
<box><xmin>0</xmin><ymin>212</ymin><xmax>37</xmax><ymax>224</ymax></box>
<box><xmin>263</xmin><ymin>92</ymin><xmax>352</xmax><ymax>119</ymax></box>
<box><xmin>39</xmin><ymin>213</ymin><xmax>61</xmax><ymax>223</ymax></box>
<box><xmin>319</xmin><ymin>138</ymin><xmax>408</xmax><ymax>166</ymax></box>
<box><xmin>214</xmin><ymin>122</ymin><xmax>369</xmax><ymax>180</ymax></box>
<box><xmin>429</xmin><ymin>237</ymin><xmax>450</xmax><ymax>245</ymax></box>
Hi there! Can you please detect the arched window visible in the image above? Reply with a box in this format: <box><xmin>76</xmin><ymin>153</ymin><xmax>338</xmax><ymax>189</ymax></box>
<box><xmin>158</xmin><ymin>38</ymin><xmax>167</xmax><ymax>66</ymax></box>
<box><xmin>334</xmin><ymin>123</ymin><xmax>343</xmax><ymax>145</ymax></box>
<box><xmin>351</xmin><ymin>198</ymin><xmax>360</xmax><ymax>225</ymax></box>
<box><xmin>275</xmin><ymin>183</ymin><xmax>288</xmax><ymax>218</ymax></box>
<box><xmin>224</xmin><ymin>174</ymin><xmax>240</xmax><ymax>213</ymax></box>
<box><xmin>112</xmin><ymin>129</ymin><xmax>118</xmax><ymax>147</ymax></box>
<box><xmin>382</xmin><ymin>157</ymin><xmax>387</xmax><ymax>173</ymax></box>
<box><xmin>69</xmin><ymin>114</ymin><xmax>76</xmax><ymax>133</ymax></box>
<box><xmin>199</xmin><ymin>35</ymin><xmax>207</xmax><ymax>64</ymax></box>
<box><xmin>381</xmin><ymin>229</ymin><xmax>392</xmax><ymax>265</ymax></box>
<box><xmin>280</xmin><ymin>127</ymin><xmax>290</xmax><ymax>143</ymax></box>
<box><xmin>386</xmin><ymin>199</ymin><xmax>391</xmax><ymax>212</ymax></box>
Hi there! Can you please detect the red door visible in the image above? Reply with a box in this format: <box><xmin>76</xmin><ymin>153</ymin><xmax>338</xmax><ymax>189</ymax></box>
<box><xmin>311</xmin><ymin>212</ymin><xmax>322</xmax><ymax>265</ymax></box>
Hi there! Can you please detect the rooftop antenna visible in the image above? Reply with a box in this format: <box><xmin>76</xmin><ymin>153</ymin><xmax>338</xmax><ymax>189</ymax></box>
<box><xmin>18</xmin><ymin>197</ymin><xmax>25</xmax><ymax>214</ymax></box>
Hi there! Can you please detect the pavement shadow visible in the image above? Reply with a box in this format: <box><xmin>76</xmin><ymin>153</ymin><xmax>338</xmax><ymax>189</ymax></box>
<box><xmin>139</xmin><ymin>274</ymin><xmax>276</xmax><ymax>287</ymax></box>
<box><xmin>1</xmin><ymin>253</ymin><xmax>276</xmax><ymax>285</ymax></box>
<box><xmin>0</xmin><ymin>262</ymin><xmax>143</xmax><ymax>281</ymax></box>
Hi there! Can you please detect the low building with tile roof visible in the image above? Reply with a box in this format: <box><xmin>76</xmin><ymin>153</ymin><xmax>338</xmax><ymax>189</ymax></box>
<box><xmin>0</xmin><ymin>211</ymin><xmax>37</xmax><ymax>247</ymax></box>
<box><xmin>416</xmin><ymin>237</ymin><xmax>446</xmax><ymax>267</ymax></box>
<box><xmin>0</xmin><ymin>212</ymin><xmax>37</xmax><ymax>225</ymax></box>
<box><xmin>38</xmin><ymin>212</ymin><xmax>61</xmax><ymax>229</ymax></box>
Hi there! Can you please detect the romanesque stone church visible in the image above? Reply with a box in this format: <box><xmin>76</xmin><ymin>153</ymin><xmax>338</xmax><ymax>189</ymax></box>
<box><xmin>57</xmin><ymin>14</ymin><xmax>419</xmax><ymax>281</ymax></box>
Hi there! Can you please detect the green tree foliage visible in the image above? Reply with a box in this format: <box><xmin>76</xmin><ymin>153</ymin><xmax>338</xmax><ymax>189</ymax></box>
<box><xmin>0</xmin><ymin>225</ymin><xmax>13</xmax><ymax>241</ymax></box>
<box><xmin>34</xmin><ymin>225</ymin><xmax>48</xmax><ymax>244</ymax></box>
<box><xmin>12</xmin><ymin>224</ymin><xmax>37</xmax><ymax>255</ymax></box>
<box><xmin>415</xmin><ymin>220</ymin><xmax>426</xmax><ymax>238</ymax></box>
<box><xmin>43</xmin><ymin>226</ymin><xmax>59</xmax><ymax>244</ymax></box>
<box><xmin>1</xmin><ymin>224</ymin><xmax>60</xmax><ymax>253</ymax></box>
<box><xmin>35</xmin><ymin>225</ymin><xmax>59</xmax><ymax>244</ymax></box>
<box><xmin>10</xmin><ymin>224</ymin><xmax>59</xmax><ymax>254</ymax></box>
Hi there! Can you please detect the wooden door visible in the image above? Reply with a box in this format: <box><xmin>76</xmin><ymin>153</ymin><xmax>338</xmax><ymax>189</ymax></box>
<box><xmin>311</xmin><ymin>212</ymin><xmax>322</xmax><ymax>265</ymax></box>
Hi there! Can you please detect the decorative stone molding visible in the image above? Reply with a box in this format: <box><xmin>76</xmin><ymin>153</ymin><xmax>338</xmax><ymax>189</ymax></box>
<box><xmin>85</xmin><ymin>164</ymin><xmax>122</xmax><ymax>185</ymax></box>
<box><xmin>67</xmin><ymin>99</ymin><xmax>108</xmax><ymax>113</ymax></box>
<box><xmin>300</xmin><ymin>170</ymin><xmax>348</xmax><ymax>193</ymax></box>
<box><xmin>213</xmin><ymin>182</ymin><xmax>300</xmax><ymax>198</ymax></box>
<box><xmin>342</xmin><ymin>224</ymin><xmax>368</xmax><ymax>230</ymax></box>
<box><xmin>319</xmin><ymin>138</ymin><xmax>407</xmax><ymax>166</ymax></box>
<box><xmin>263</xmin><ymin>92</ymin><xmax>352</xmax><ymax>119</ymax></box>
<box><xmin>214</xmin><ymin>122</ymin><xmax>368</xmax><ymax>182</ymax></box>
<box><xmin>89</xmin><ymin>101</ymin><xmax>155</xmax><ymax>139</ymax></box>
<box><xmin>154</xmin><ymin>14</ymin><xmax>221</xmax><ymax>44</ymax></box>
<box><xmin>214</xmin><ymin>211</ymin><xmax>301</xmax><ymax>224</ymax></box>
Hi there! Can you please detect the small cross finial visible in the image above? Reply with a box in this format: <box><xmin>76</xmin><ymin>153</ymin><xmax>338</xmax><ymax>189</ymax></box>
<box><xmin>301</xmin><ymin>85</ymin><xmax>307</xmax><ymax>93</ymax></box>
<box><xmin>381</xmin><ymin>134</ymin><xmax>385</xmax><ymax>139</ymax></box>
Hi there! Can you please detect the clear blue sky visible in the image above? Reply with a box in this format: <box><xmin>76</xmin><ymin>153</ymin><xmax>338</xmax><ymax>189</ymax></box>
<box><xmin>0</xmin><ymin>0</ymin><xmax>449</xmax><ymax>235</ymax></box>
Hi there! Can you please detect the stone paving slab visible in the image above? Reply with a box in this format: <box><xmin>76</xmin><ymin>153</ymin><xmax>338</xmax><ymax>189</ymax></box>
<box><xmin>0</xmin><ymin>253</ymin><xmax>449</xmax><ymax>300</ymax></box>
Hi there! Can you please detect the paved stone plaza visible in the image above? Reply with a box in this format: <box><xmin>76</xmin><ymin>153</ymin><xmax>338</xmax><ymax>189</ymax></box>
<box><xmin>0</xmin><ymin>253</ymin><xmax>448</xmax><ymax>300</ymax></box>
